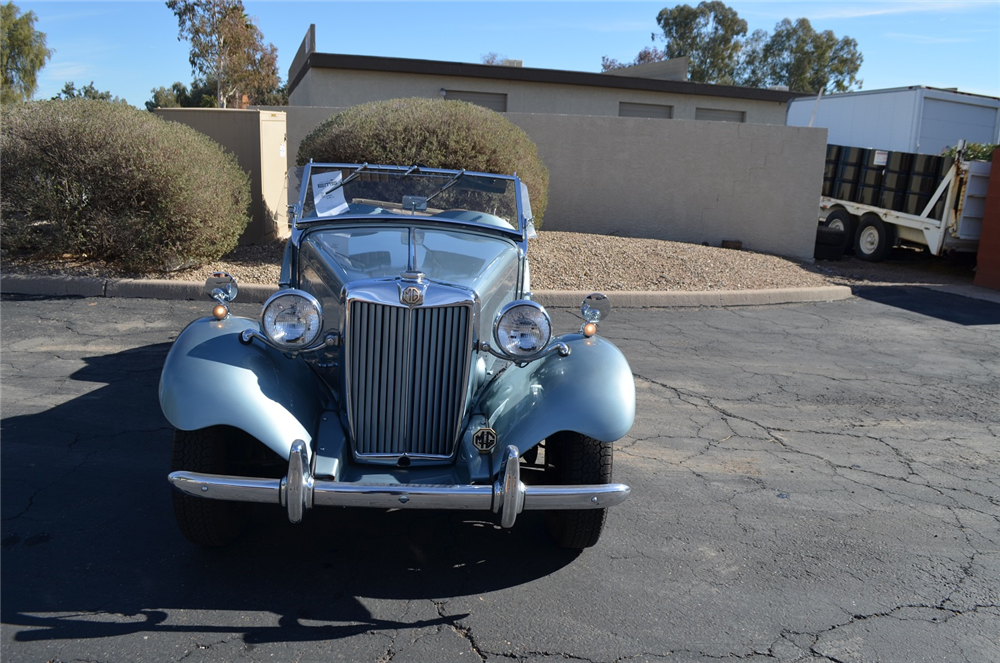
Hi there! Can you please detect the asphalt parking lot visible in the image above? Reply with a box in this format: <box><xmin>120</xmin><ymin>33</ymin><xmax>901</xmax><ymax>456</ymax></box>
<box><xmin>2</xmin><ymin>289</ymin><xmax>998</xmax><ymax>662</ymax></box>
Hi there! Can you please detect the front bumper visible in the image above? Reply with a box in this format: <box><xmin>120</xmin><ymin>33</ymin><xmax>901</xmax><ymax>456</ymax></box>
<box><xmin>169</xmin><ymin>442</ymin><xmax>630</xmax><ymax>529</ymax></box>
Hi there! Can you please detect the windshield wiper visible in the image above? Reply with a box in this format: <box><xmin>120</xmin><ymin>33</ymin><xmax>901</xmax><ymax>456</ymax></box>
<box><xmin>425</xmin><ymin>169</ymin><xmax>466</xmax><ymax>203</ymax></box>
<box><xmin>321</xmin><ymin>162</ymin><xmax>369</xmax><ymax>195</ymax></box>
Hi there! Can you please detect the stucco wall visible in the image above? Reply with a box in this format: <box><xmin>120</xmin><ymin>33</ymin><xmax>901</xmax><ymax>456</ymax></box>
<box><xmin>259</xmin><ymin>106</ymin><xmax>826</xmax><ymax>261</ymax></box>
<box><xmin>290</xmin><ymin>68</ymin><xmax>790</xmax><ymax>125</ymax></box>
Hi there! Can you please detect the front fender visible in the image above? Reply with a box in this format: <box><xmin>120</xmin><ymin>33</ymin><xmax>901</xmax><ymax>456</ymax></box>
<box><xmin>159</xmin><ymin>316</ymin><xmax>330</xmax><ymax>460</ymax></box>
<box><xmin>477</xmin><ymin>333</ymin><xmax>635</xmax><ymax>458</ymax></box>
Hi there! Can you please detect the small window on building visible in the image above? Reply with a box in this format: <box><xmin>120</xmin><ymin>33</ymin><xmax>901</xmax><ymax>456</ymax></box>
<box><xmin>442</xmin><ymin>90</ymin><xmax>507</xmax><ymax>112</ymax></box>
<box><xmin>695</xmin><ymin>107</ymin><xmax>746</xmax><ymax>123</ymax></box>
<box><xmin>618</xmin><ymin>102</ymin><xmax>673</xmax><ymax>119</ymax></box>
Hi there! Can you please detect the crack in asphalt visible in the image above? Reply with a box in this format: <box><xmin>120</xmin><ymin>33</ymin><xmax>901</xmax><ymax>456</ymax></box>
<box><xmin>433</xmin><ymin>598</ymin><xmax>487</xmax><ymax>663</ymax></box>
<box><xmin>630</xmin><ymin>374</ymin><xmax>999</xmax><ymax>521</ymax></box>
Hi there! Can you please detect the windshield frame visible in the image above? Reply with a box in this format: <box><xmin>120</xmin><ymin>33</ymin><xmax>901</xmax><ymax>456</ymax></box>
<box><xmin>294</xmin><ymin>163</ymin><xmax>527</xmax><ymax>241</ymax></box>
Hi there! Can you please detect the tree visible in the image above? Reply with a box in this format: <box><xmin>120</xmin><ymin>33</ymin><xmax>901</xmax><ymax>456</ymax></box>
<box><xmin>741</xmin><ymin>18</ymin><xmax>862</xmax><ymax>93</ymax></box>
<box><xmin>1</xmin><ymin>1</ymin><xmax>53</xmax><ymax>104</ymax></box>
<box><xmin>145</xmin><ymin>78</ymin><xmax>218</xmax><ymax>110</ymax></box>
<box><xmin>53</xmin><ymin>80</ymin><xmax>124</xmax><ymax>103</ymax></box>
<box><xmin>654</xmin><ymin>1</ymin><xmax>746</xmax><ymax>84</ymax></box>
<box><xmin>601</xmin><ymin>45</ymin><xmax>667</xmax><ymax>73</ymax></box>
<box><xmin>481</xmin><ymin>52</ymin><xmax>506</xmax><ymax>66</ymax></box>
<box><xmin>166</xmin><ymin>0</ymin><xmax>279</xmax><ymax>108</ymax></box>
<box><xmin>603</xmin><ymin>2</ymin><xmax>862</xmax><ymax>94</ymax></box>
<box><xmin>146</xmin><ymin>82</ymin><xmax>187</xmax><ymax>110</ymax></box>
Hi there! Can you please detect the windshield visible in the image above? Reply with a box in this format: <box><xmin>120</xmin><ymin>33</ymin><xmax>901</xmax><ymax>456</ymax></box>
<box><xmin>298</xmin><ymin>164</ymin><xmax>521</xmax><ymax>233</ymax></box>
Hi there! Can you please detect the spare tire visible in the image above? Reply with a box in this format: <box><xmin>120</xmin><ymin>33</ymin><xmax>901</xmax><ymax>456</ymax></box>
<box><xmin>814</xmin><ymin>226</ymin><xmax>847</xmax><ymax>260</ymax></box>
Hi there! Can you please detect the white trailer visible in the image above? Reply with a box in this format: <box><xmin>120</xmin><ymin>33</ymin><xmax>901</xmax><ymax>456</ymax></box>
<box><xmin>788</xmin><ymin>86</ymin><xmax>1000</xmax><ymax>155</ymax></box>
<box><xmin>820</xmin><ymin>153</ymin><xmax>991</xmax><ymax>262</ymax></box>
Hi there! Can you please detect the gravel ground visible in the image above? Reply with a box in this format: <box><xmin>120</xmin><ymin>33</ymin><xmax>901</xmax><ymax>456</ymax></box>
<box><xmin>2</xmin><ymin>230</ymin><xmax>979</xmax><ymax>291</ymax></box>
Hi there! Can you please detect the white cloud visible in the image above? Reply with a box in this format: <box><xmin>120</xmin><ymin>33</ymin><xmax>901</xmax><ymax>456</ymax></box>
<box><xmin>738</xmin><ymin>1</ymin><xmax>984</xmax><ymax>22</ymax></box>
<box><xmin>42</xmin><ymin>62</ymin><xmax>90</xmax><ymax>80</ymax></box>
<box><xmin>885</xmin><ymin>32</ymin><xmax>972</xmax><ymax>44</ymax></box>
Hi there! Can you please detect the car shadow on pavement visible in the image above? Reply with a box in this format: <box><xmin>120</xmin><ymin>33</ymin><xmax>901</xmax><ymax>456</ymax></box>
<box><xmin>1</xmin><ymin>342</ymin><xmax>580</xmax><ymax>646</ymax></box>
<box><xmin>853</xmin><ymin>285</ymin><xmax>1000</xmax><ymax>325</ymax></box>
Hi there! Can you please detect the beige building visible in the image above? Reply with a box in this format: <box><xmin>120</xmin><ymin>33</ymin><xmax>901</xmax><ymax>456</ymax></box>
<box><xmin>270</xmin><ymin>26</ymin><xmax>826</xmax><ymax>261</ymax></box>
<box><xmin>287</xmin><ymin>25</ymin><xmax>804</xmax><ymax>125</ymax></box>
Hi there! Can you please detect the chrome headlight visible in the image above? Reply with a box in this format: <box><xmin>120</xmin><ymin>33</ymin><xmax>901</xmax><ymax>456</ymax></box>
<box><xmin>261</xmin><ymin>290</ymin><xmax>323</xmax><ymax>349</ymax></box>
<box><xmin>493</xmin><ymin>300</ymin><xmax>552</xmax><ymax>359</ymax></box>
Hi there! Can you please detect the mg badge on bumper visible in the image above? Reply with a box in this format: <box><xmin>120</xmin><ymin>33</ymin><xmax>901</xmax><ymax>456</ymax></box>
<box><xmin>473</xmin><ymin>427</ymin><xmax>497</xmax><ymax>454</ymax></box>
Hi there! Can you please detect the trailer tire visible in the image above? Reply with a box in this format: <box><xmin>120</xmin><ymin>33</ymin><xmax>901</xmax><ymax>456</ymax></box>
<box><xmin>854</xmin><ymin>217</ymin><xmax>893</xmax><ymax>262</ymax></box>
<box><xmin>822</xmin><ymin>210</ymin><xmax>855</xmax><ymax>254</ymax></box>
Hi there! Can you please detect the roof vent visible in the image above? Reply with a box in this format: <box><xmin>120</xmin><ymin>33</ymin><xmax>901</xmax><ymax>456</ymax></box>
<box><xmin>501</xmin><ymin>59</ymin><xmax>523</xmax><ymax>68</ymax></box>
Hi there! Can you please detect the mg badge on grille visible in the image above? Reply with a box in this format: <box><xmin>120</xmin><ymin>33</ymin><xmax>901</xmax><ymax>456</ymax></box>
<box><xmin>473</xmin><ymin>428</ymin><xmax>497</xmax><ymax>454</ymax></box>
<box><xmin>400</xmin><ymin>286</ymin><xmax>423</xmax><ymax>307</ymax></box>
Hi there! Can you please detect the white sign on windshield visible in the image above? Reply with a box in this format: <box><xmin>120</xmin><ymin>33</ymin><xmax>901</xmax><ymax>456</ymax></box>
<box><xmin>312</xmin><ymin>171</ymin><xmax>349</xmax><ymax>217</ymax></box>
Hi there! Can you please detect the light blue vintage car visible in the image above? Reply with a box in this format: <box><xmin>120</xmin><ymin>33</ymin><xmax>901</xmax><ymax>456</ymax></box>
<box><xmin>159</xmin><ymin>163</ymin><xmax>635</xmax><ymax>549</ymax></box>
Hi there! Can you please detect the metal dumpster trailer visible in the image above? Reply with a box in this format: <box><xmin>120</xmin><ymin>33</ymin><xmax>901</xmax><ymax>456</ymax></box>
<box><xmin>820</xmin><ymin>145</ymin><xmax>991</xmax><ymax>262</ymax></box>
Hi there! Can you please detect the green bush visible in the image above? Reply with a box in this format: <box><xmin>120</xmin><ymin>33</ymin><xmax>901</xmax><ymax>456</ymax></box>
<box><xmin>297</xmin><ymin>97</ymin><xmax>549</xmax><ymax>228</ymax></box>
<box><xmin>941</xmin><ymin>142</ymin><xmax>997</xmax><ymax>162</ymax></box>
<box><xmin>1</xmin><ymin>99</ymin><xmax>250</xmax><ymax>271</ymax></box>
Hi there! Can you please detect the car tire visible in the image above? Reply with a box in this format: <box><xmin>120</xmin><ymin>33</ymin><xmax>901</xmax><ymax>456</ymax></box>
<box><xmin>544</xmin><ymin>431</ymin><xmax>613</xmax><ymax>549</ymax></box>
<box><xmin>854</xmin><ymin>216</ymin><xmax>893</xmax><ymax>262</ymax></box>
<box><xmin>171</xmin><ymin>427</ymin><xmax>252</xmax><ymax>547</ymax></box>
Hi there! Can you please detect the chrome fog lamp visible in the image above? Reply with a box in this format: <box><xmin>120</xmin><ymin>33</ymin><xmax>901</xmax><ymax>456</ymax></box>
<box><xmin>261</xmin><ymin>290</ymin><xmax>323</xmax><ymax>349</ymax></box>
<box><xmin>494</xmin><ymin>301</ymin><xmax>552</xmax><ymax>359</ymax></box>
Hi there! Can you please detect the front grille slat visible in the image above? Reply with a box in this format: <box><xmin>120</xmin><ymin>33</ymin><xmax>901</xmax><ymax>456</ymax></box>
<box><xmin>347</xmin><ymin>299</ymin><xmax>471</xmax><ymax>460</ymax></box>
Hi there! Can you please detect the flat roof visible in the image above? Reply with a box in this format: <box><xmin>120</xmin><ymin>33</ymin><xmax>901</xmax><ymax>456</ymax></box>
<box><xmin>289</xmin><ymin>52</ymin><xmax>810</xmax><ymax>104</ymax></box>
<box><xmin>789</xmin><ymin>85</ymin><xmax>1000</xmax><ymax>103</ymax></box>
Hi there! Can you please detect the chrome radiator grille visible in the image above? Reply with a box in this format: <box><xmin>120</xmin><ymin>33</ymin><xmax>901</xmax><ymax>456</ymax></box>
<box><xmin>346</xmin><ymin>300</ymin><xmax>472</xmax><ymax>459</ymax></box>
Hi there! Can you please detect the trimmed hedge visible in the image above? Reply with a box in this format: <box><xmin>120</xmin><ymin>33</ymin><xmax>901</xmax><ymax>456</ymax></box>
<box><xmin>1</xmin><ymin>100</ymin><xmax>250</xmax><ymax>271</ymax></box>
<box><xmin>297</xmin><ymin>98</ymin><xmax>549</xmax><ymax>228</ymax></box>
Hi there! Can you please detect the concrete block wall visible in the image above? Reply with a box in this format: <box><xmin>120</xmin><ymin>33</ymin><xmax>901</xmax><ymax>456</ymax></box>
<box><xmin>259</xmin><ymin>106</ymin><xmax>827</xmax><ymax>261</ymax></box>
<box><xmin>508</xmin><ymin>113</ymin><xmax>826</xmax><ymax>260</ymax></box>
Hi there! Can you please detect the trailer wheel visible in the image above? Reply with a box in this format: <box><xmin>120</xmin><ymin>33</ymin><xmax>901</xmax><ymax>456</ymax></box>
<box><xmin>854</xmin><ymin>217</ymin><xmax>893</xmax><ymax>262</ymax></box>
<box><xmin>822</xmin><ymin>209</ymin><xmax>855</xmax><ymax>254</ymax></box>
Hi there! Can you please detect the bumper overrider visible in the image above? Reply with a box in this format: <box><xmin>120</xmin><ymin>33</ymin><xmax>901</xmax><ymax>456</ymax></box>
<box><xmin>169</xmin><ymin>443</ymin><xmax>630</xmax><ymax>528</ymax></box>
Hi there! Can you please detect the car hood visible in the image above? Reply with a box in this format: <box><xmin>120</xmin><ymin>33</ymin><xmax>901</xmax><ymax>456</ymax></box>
<box><xmin>299</xmin><ymin>225</ymin><xmax>521</xmax><ymax>300</ymax></box>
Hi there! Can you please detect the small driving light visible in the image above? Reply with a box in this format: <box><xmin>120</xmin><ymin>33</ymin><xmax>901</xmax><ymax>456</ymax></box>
<box><xmin>261</xmin><ymin>290</ymin><xmax>323</xmax><ymax>349</ymax></box>
<box><xmin>494</xmin><ymin>301</ymin><xmax>552</xmax><ymax>359</ymax></box>
<box><xmin>582</xmin><ymin>322</ymin><xmax>597</xmax><ymax>337</ymax></box>
<box><xmin>581</xmin><ymin>292</ymin><xmax>611</xmax><ymax>324</ymax></box>
<box><xmin>213</xmin><ymin>304</ymin><xmax>229</xmax><ymax>320</ymax></box>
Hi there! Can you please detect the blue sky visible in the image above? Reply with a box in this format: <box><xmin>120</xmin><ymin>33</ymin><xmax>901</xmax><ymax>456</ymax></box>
<box><xmin>17</xmin><ymin>1</ymin><xmax>1000</xmax><ymax>108</ymax></box>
